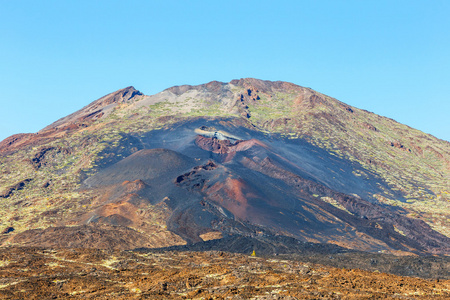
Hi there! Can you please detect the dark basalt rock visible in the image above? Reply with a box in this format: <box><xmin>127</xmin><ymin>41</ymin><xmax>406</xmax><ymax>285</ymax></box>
<box><xmin>1</xmin><ymin>227</ymin><xmax>14</xmax><ymax>234</ymax></box>
<box><xmin>0</xmin><ymin>179</ymin><xmax>32</xmax><ymax>198</ymax></box>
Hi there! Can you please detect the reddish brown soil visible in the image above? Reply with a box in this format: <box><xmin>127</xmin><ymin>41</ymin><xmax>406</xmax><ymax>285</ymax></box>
<box><xmin>195</xmin><ymin>135</ymin><xmax>267</xmax><ymax>162</ymax></box>
<box><xmin>0</xmin><ymin>87</ymin><xmax>142</xmax><ymax>154</ymax></box>
<box><xmin>0</xmin><ymin>247</ymin><xmax>448</xmax><ymax>299</ymax></box>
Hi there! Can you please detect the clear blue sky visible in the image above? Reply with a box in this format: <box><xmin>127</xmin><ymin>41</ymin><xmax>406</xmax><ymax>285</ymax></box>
<box><xmin>1</xmin><ymin>0</ymin><xmax>449</xmax><ymax>142</ymax></box>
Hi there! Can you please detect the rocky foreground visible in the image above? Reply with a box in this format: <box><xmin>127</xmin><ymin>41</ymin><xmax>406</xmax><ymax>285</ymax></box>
<box><xmin>0</xmin><ymin>247</ymin><xmax>449</xmax><ymax>299</ymax></box>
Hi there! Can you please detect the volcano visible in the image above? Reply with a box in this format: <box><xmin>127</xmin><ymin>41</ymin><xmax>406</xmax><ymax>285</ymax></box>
<box><xmin>1</xmin><ymin>78</ymin><xmax>449</xmax><ymax>256</ymax></box>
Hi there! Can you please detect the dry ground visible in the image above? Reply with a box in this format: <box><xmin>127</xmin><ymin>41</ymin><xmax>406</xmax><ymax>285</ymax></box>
<box><xmin>0</xmin><ymin>247</ymin><xmax>449</xmax><ymax>299</ymax></box>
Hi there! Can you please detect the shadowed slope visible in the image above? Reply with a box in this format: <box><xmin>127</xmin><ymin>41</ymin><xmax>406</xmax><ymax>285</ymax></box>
<box><xmin>85</xmin><ymin>148</ymin><xmax>196</xmax><ymax>187</ymax></box>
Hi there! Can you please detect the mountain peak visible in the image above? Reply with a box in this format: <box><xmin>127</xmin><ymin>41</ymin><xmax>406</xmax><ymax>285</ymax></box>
<box><xmin>96</xmin><ymin>86</ymin><xmax>143</xmax><ymax>106</ymax></box>
<box><xmin>163</xmin><ymin>78</ymin><xmax>303</xmax><ymax>96</ymax></box>
<box><xmin>229</xmin><ymin>78</ymin><xmax>301</xmax><ymax>92</ymax></box>
<box><xmin>40</xmin><ymin>86</ymin><xmax>143</xmax><ymax>133</ymax></box>
<box><xmin>163</xmin><ymin>80</ymin><xmax>227</xmax><ymax>96</ymax></box>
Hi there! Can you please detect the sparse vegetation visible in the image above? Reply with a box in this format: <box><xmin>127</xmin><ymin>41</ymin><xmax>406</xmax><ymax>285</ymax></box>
<box><xmin>0</xmin><ymin>78</ymin><xmax>449</xmax><ymax>247</ymax></box>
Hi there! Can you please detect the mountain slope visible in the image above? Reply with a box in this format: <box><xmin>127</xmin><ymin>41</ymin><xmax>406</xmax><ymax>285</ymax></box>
<box><xmin>0</xmin><ymin>78</ymin><xmax>449</xmax><ymax>255</ymax></box>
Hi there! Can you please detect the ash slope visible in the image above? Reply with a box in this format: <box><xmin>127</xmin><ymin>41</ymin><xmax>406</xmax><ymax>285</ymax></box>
<box><xmin>1</xmin><ymin>79</ymin><xmax>449</xmax><ymax>256</ymax></box>
<box><xmin>77</xmin><ymin>118</ymin><xmax>448</xmax><ymax>254</ymax></box>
